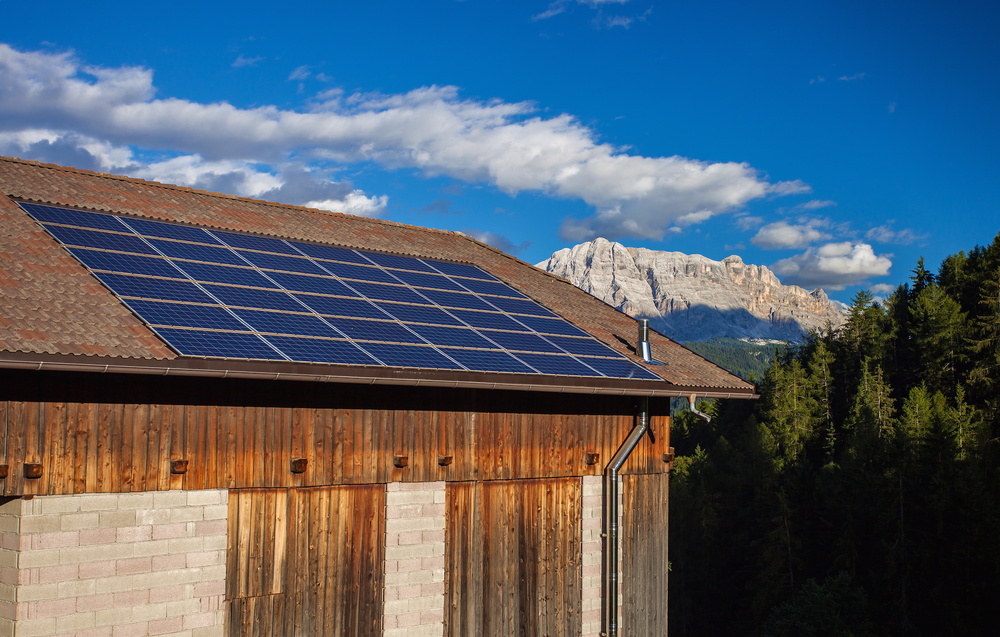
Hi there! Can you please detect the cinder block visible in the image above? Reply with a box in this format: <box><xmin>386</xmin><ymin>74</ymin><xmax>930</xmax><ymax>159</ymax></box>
<box><xmin>200</xmin><ymin>505</ymin><xmax>227</xmax><ymax>522</ymax></box>
<box><xmin>147</xmin><ymin>615</ymin><xmax>183</xmax><ymax>635</ymax></box>
<box><xmin>133</xmin><ymin>540</ymin><xmax>171</xmax><ymax>558</ymax></box>
<box><xmin>76</xmin><ymin>593</ymin><xmax>115</xmax><ymax>613</ymax></box>
<box><xmin>193</xmin><ymin>520</ymin><xmax>226</xmax><ymax>538</ymax></box>
<box><xmin>78</xmin><ymin>527</ymin><xmax>118</xmax><ymax>546</ymax></box>
<box><xmin>16</xmin><ymin>548</ymin><xmax>59</xmax><ymax>569</ymax></box>
<box><xmin>14</xmin><ymin>583</ymin><xmax>60</xmax><ymax>602</ymax></box>
<box><xmin>130</xmin><ymin>600</ymin><xmax>169</xmax><ymax>622</ymax></box>
<box><xmin>18</xmin><ymin>516</ymin><xmax>63</xmax><ymax>535</ymax></box>
<box><xmin>98</xmin><ymin>510</ymin><xmax>137</xmax><ymax>529</ymax></box>
<box><xmin>55</xmin><ymin>608</ymin><xmax>97</xmax><ymax>632</ymax></box>
<box><xmin>39</xmin><ymin>496</ymin><xmax>84</xmax><ymax>515</ymax></box>
<box><xmin>185</xmin><ymin>490</ymin><xmax>225</xmax><ymax>508</ymax></box>
<box><xmin>152</xmin><ymin>492</ymin><xmax>188</xmax><ymax>510</ymax></box>
<box><xmin>182</xmin><ymin>611</ymin><xmax>218</xmax><ymax>630</ymax></box>
<box><xmin>191</xmin><ymin>623</ymin><xmax>225</xmax><ymax>637</ymax></box>
<box><xmin>9</xmin><ymin>616</ymin><xmax>57</xmax><ymax>637</ymax></box>
<box><xmin>56</xmin><ymin>577</ymin><xmax>97</xmax><ymax>598</ymax></box>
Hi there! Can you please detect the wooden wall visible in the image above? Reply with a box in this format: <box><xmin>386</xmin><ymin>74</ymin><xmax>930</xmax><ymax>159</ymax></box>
<box><xmin>0</xmin><ymin>370</ymin><xmax>671</xmax><ymax>496</ymax></box>
<box><xmin>226</xmin><ymin>485</ymin><xmax>385</xmax><ymax>637</ymax></box>
<box><xmin>445</xmin><ymin>478</ymin><xmax>581</xmax><ymax>637</ymax></box>
<box><xmin>622</xmin><ymin>473</ymin><xmax>670</xmax><ymax>636</ymax></box>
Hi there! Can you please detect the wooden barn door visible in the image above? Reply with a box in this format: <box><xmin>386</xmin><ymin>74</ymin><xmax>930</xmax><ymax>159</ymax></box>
<box><xmin>622</xmin><ymin>473</ymin><xmax>670</xmax><ymax>636</ymax></box>
<box><xmin>226</xmin><ymin>485</ymin><xmax>385</xmax><ymax>636</ymax></box>
<box><xmin>445</xmin><ymin>478</ymin><xmax>582</xmax><ymax>637</ymax></box>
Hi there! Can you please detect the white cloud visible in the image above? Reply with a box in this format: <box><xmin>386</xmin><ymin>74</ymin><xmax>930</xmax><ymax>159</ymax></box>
<box><xmin>0</xmin><ymin>43</ymin><xmax>800</xmax><ymax>241</ymax></box>
<box><xmin>771</xmin><ymin>242</ymin><xmax>892</xmax><ymax>290</ymax></box>
<box><xmin>232</xmin><ymin>55</ymin><xmax>263</xmax><ymax>69</ymax></box>
<box><xmin>865</xmin><ymin>223</ymin><xmax>925</xmax><ymax>245</ymax></box>
<box><xmin>869</xmin><ymin>283</ymin><xmax>897</xmax><ymax>295</ymax></box>
<box><xmin>799</xmin><ymin>199</ymin><xmax>836</xmax><ymax>210</ymax></box>
<box><xmin>751</xmin><ymin>221</ymin><xmax>830</xmax><ymax>249</ymax></box>
<box><xmin>306</xmin><ymin>191</ymin><xmax>388</xmax><ymax>217</ymax></box>
<box><xmin>288</xmin><ymin>65</ymin><xmax>310</xmax><ymax>81</ymax></box>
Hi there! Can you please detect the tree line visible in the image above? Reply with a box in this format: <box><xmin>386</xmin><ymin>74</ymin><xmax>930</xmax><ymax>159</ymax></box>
<box><xmin>668</xmin><ymin>233</ymin><xmax>1000</xmax><ymax>636</ymax></box>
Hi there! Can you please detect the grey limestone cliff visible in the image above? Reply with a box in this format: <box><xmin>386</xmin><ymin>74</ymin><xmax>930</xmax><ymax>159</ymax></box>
<box><xmin>536</xmin><ymin>238</ymin><xmax>845</xmax><ymax>342</ymax></box>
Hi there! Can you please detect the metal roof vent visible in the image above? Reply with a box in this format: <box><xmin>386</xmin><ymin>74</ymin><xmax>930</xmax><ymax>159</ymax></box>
<box><xmin>637</xmin><ymin>319</ymin><xmax>652</xmax><ymax>363</ymax></box>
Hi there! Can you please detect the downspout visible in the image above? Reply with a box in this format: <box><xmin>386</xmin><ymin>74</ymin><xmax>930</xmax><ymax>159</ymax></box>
<box><xmin>602</xmin><ymin>396</ymin><xmax>649</xmax><ymax>637</ymax></box>
<box><xmin>602</xmin><ymin>319</ymin><xmax>653</xmax><ymax>636</ymax></box>
<box><xmin>688</xmin><ymin>393</ymin><xmax>712</xmax><ymax>422</ymax></box>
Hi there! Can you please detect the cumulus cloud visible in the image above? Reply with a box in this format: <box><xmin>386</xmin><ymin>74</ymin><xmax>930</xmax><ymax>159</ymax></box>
<box><xmin>0</xmin><ymin>43</ymin><xmax>798</xmax><ymax>239</ymax></box>
<box><xmin>771</xmin><ymin>242</ymin><xmax>892</xmax><ymax>290</ymax></box>
<box><xmin>751</xmin><ymin>221</ymin><xmax>830</xmax><ymax>250</ymax></box>
<box><xmin>869</xmin><ymin>283</ymin><xmax>897</xmax><ymax>295</ymax></box>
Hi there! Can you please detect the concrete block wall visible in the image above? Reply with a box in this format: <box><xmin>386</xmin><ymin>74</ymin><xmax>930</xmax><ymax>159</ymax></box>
<box><xmin>0</xmin><ymin>490</ymin><xmax>227</xmax><ymax>637</ymax></box>
<box><xmin>382</xmin><ymin>482</ymin><xmax>446</xmax><ymax>637</ymax></box>
<box><xmin>580</xmin><ymin>475</ymin><xmax>621</xmax><ymax>637</ymax></box>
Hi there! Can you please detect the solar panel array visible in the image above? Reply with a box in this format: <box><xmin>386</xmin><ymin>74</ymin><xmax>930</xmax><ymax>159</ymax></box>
<box><xmin>21</xmin><ymin>202</ymin><xmax>660</xmax><ymax>380</ymax></box>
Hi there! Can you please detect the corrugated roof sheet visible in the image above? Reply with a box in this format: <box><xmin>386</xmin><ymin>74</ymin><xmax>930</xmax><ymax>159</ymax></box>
<box><xmin>0</xmin><ymin>155</ymin><xmax>755</xmax><ymax>396</ymax></box>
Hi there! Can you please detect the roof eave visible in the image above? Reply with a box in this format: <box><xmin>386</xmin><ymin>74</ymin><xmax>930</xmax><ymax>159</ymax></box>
<box><xmin>0</xmin><ymin>352</ymin><xmax>758</xmax><ymax>400</ymax></box>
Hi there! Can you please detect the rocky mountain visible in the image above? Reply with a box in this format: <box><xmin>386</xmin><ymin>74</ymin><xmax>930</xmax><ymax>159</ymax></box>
<box><xmin>536</xmin><ymin>238</ymin><xmax>845</xmax><ymax>342</ymax></box>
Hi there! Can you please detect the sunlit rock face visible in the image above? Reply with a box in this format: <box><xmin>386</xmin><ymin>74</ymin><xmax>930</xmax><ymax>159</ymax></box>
<box><xmin>537</xmin><ymin>238</ymin><xmax>846</xmax><ymax>342</ymax></box>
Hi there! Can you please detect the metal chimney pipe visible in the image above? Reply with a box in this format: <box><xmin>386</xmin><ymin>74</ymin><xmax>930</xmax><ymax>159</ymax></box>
<box><xmin>637</xmin><ymin>319</ymin><xmax>652</xmax><ymax>363</ymax></box>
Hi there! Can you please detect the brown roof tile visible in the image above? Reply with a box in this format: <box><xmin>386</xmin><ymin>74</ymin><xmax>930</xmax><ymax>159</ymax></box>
<box><xmin>0</xmin><ymin>155</ymin><xmax>755</xmax><ymax>395</ymax></box>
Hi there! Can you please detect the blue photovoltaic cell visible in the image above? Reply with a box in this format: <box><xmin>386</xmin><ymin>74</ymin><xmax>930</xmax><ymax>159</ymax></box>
<box><xmin>23</xmin><ymin>203</ymin><xmax>128</xmax><ymax>231</ymax></box>
<box><xmin>388</xmin><ymin>269</ymin><xmax>466</xmax><ymax>291</ymax></box>
<box><xmin>125</xmin><ymin>300</ymin><xmax>247</xmax><ymax>331</ymax></box>
<box><xmin>212</xmin><ymin>231</ymin><xmax>299</xmax><ymax>255</ymax></box>
<box><xmin>483</xmin><ymin>296</ymin><xmax>558</xmax><ymax>317</ymax></box>
<box><xmin>426</xmin><ymin>261</ymin><xmax>497</xmax><ymax>280</ymax></box>
<box><xmin>479</xmin><ymin>330</ymin><xmax>557</xmax><ymax>352</ymax></box>
<box><xmin>360</xmin><ymin>342</ymin><xmax>463</xmax><ymax>370</ymax></box>
<box><xmin>443</xmin><ymin>348</ymin><xmax>535</xmax><ymax>374</ymax></box>
<box><xmin>25</xmin><ymin>203</ymin><xmax>663</xmax><ymax>381</ymax></box>
<box><xmin>154</xmin><ymin>328</ymin><xmax>282</xmax><ymax>359</ymax></box>
<box><xmin>417</xmin><ymin>289</ymin><xmax>494</xmax><ymax>311</ymax></box>
<box><xmin>122</xmin><ymin>218</ymin><xmax>221</xmax><ymax>244</ymax></box>
<box><xmin>231</xmin><ymin>309</ymin><xmax>340</xmax><ymax>338</ymax></box>
<box><xmin>236</xmin><ymin>250</ymin><xmax>329</xmax><ymax>276</ymax></box>
<box><xmin>175</xmin><ymin>262</ymin><xmax>276</xmax><ymax>288</ymax></box>
<box><xmin>452</xmin><ymin>278</ymin><xmax>527</xmax><ymax>298</ymax></box>
<box><xmin>323</xmin><ymin>317</ymin><xmax>425</xmax><ymax>344</ymax></box>
<box><xmin>447</xmin><ymin>309</ymin><xmax>528</xmax><ymax>332</ymax></box>
<box><xmin>267</xmin><ymin>272</ymin><xmax>356</xmax><ymax>297</ymax></box>
<box><xmin>515</xmin><ymin>353</ymin><xmax>602</xmax><ymax>377</ymax></box>
<box><xmin>362</xmin><ymin>251</ymin><xmax>437</xmax><ymax>272</ymax></box>
<box><xmin>149</xmin><ymin>239</ymin><xmax>248</xmax><ymax>265</ymax></box>
<box><xmin>350</xmin><ymin>281</ymin><xmax>427</xmax><ymax>305</ymax></box>
<box><xmin>45</xmin><ymin>226</ymin><xmax>158</xmax><ymax>255</ymax></box>
<box><xmin>317</xmin><ymin>261</ymin><xmax>398</xmax><ymax>283</ymax></box>
<box><xmin>379</xmin><ymin>303</ymin><xmax>462</xmax><ymax>326</ymax></box>
<box><xmin>95</xmin><ymin>273</ymin><xmax>216</xmax><ymax>304</ymax></box>
<box><xmin>546</xmin><ymin>335</ymin><xmax>620</xmax><ymax>357</ymax></box>
<box><xmin>293</xmin><ymin>243</ymin><xmax>370</xmax><ymax>265</ymax></box>
<box><xmin>510</xmin><ymin>315</ymin><xmax>590</xmax><ymax>337</ymax></box>
<box><xmin>202</xmin><ymin>284</ymin><xmax>306</xmax><ymax>312</ymax></box>
<box><xmin>406</xmin><ymin>324</ymin><xmax>496</xmax><ymax>349</ymax></box>
<box><xmin>69</xmin><ymin>248</ymin><xmax>183</xmax><ymax>278</ymax></box>
<box><xmin>265</xmin><ymin>335</ymin><xmax>378</xmax><ymax>366</ymax></box>
<box><xmin>294</xmin><ymin>294</ymin><xmax>388</xmax><ymax>319</ymax></box>
<box><xmin>579</xmin><ymin>357</ymin><xmax>660</xmax><ymax>380</ymax></box>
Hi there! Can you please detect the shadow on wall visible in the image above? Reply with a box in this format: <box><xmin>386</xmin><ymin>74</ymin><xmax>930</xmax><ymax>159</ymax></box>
<box><xmin>644</xmin><ymin>306</ymin><xmax>810</xmax><ymax>343</ymax></box>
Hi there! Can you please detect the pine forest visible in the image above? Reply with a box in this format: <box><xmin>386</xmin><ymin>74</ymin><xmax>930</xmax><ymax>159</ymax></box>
<box><xmin>669</xmin><ymin>233</ymin><xmax>1000</xmax><ymax>636</ymax></box>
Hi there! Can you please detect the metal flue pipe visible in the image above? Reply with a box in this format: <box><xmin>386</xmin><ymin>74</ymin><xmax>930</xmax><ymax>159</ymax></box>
<box><xmin>602</xmin><ymin>396</ymin><xmax>650</xmax><ymax>637</ymax></box>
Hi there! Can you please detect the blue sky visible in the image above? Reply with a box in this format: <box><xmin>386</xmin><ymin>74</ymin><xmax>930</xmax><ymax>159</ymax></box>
<box><xmin>1</xmin><ymin>0</ymin><xmax>997</xmax><ymax>302</ymax></box>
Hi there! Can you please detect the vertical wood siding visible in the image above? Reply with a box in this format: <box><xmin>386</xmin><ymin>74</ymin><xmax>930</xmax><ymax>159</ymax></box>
<box><xmin>225</xmin><ymin>485</ymin><xmax>385</xmax><ymax>637</ymax></box>
<box><xmin>622</xmin><ymin>473</ymin><xmax>670</xmax><ymax>636</ymax></box>
<box><xmin>445</xmin><ymin>478</ymin><xmax>582</xmax><ymax>637</ymax></box>
<box><xmin>0</xmin><ymin>372</ymin><xmax>671</xmax><ymax>495</ymax></box>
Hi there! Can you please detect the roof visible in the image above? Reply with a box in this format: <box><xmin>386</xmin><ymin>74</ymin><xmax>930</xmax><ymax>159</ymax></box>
<box><xmin>0</xmin><ymin>156</ymin><xmax>755</xmax><ymax>399</ymax></box>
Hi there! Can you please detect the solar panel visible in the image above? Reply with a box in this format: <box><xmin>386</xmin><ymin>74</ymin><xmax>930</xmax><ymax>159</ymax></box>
<box><xmin>23</xmin><ymin>203</ymin><xmax>661</xmax><ymax>381</ymax></box>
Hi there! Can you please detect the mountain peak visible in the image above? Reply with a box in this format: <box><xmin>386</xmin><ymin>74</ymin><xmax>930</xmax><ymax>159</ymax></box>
<box><xmin>537</xmin><ymin>239</ymin><xmax>845</xmax><ymax>342</ymax></box>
